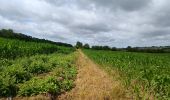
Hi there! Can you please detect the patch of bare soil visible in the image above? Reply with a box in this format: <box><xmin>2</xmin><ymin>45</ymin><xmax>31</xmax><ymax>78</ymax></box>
<box><xmin>58</xmin><ymin>50</ymin><xmax>130</xmax><ymax>100</ymax></box>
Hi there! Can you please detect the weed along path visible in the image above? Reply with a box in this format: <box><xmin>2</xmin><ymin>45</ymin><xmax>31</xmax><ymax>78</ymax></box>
<box><xmin>58</xmin><ymin>50</ymin><xmax>129</xmax><ymax>100</ymax></box>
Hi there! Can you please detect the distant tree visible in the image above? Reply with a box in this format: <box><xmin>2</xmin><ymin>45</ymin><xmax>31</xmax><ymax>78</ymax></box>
<box><xmin>83</xmin><ymin>43</ymin><xmax>90</xmax><ymax>49</ymax></box>
<box><xmin>91</xmin><ymin>45</ymin><xmax>112</xmax><ymax>50</ymax></box>
<box><xmin>127</xmin><ymin>46</ymin><xmax>132</xmax><ymax>49</ymax></box>
<box><xmin>92</xmin><ymin>46</ymin><xmax>102</xmax><ymax>50</ymax></box>
<box><xmin>126</xmin><ymin>46</ymin><xmax>132</xmax><ymax>51</ymax></box>
<box><xmin>75</xmin><ymin>41</ymin><xmax>83</xmax><ymax>49</ymax></box>
<box><xmin>0</xmin><ymin>29</ymin><xmax>73</xmax><ymax>47</ymax></box>
<box><xmin>0</xmin><ymin>29</ymin><xmax>14</xmax><ymax>38</ymax></box>
<box><xmin>103</xmin><ymin>46</ymin><xmax>111</xmax><ymax>50</ymax></box>
<box><xmin>111</xmin><ymin>47</ymin><xmax>117</xmax><ymax>51</ymax></box>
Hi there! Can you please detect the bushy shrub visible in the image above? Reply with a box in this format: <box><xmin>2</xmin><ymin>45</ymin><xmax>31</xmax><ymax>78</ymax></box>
<box><xmin>18</xmin><ymin>76</ymin><xmax>60</xmax><ymax>96</ymax></box>
<box><xmin>3</xmin><ymin>64</ymin><xmax>31</xmax><ymax>83</ymax></box>
<box><xmin>0</xmin><ymin>74</ymin><xmax>17</xmax><ymax>97</ymax></box>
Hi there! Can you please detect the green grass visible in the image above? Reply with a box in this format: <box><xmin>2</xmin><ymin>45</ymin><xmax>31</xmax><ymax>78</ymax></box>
<box><xmin>83</xmin><ymin>49</ymin><xmax>170</xmax><ymax>99</ymax></box>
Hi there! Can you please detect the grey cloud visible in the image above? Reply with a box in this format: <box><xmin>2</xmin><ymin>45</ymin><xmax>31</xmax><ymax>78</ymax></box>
<box><xmin>152</xmin><ymin>9</ymin><xmax>170</xmax><ymax>27</ymax></box>
<box><xmin>141</xmin><ymin>28</ymin><xmax>170</xmax><ymax>39</ymax></box>
<box><xmin>0</xmin><ymin>0</ymin><xmax>170</xmax><ymax>47</ymax></box>
<box><xmin>69</xmin><ymin>23</ymin><xmax>111</xmax><ymax>35</ymax></box>
<box><xmin>78</xmin><ymin>0</ymin><xmax>151</xmax><ymax>11</ymax></box>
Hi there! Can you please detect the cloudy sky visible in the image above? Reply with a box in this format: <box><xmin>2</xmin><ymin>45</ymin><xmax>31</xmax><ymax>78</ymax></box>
<box><xmin>0</xmin><ymin>0</ymin><xmax>170</xmax><ymax>47</ymax></box>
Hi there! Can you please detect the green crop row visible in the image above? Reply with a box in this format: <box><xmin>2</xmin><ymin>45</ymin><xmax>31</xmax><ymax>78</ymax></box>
<box><xmin>0</xmin><ymin>52</ymin><xmax>77</xmax><ymax>98</ymax></box>
<box><xmin>0</xmin><ymin>37</ymin><xmax>75</xmax><ymax>59</ymax></box>
<box><xmin>83</xmin><ymin>49</ymin><xmax>170</xmax><ymax>100</ymax></box>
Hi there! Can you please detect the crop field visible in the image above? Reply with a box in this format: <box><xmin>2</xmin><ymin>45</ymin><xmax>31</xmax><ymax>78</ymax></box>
<box><xmin>0</xmin><ymin>37</ymin><xmax>77</xmax><ymax>99</ymax></box>
<box><xmin>0</xmin><ymin>37</ymin><xmax>74</xmax><ymax>59</ymax></box>
<box><xmin>1</xmin><ymin>36</ymin><xmax>170</xmax><ymax>99</ymax></box>
<box><xmin>83</xmin><ymin>49</ymin><xmax>170</xmax><ymax>99</ymax></box>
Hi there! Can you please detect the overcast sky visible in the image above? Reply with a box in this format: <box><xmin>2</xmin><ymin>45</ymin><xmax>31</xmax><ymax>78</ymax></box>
<box><xmin>0</xmin><ymin>0</ymin><xmax>170</xmax><ymax>47</ymax></box>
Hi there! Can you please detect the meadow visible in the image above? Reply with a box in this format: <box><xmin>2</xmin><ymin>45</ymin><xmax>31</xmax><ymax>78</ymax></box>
<box><xmin>83</xmin><ymin>49</ymin><xmax>170</xmax><ymax>99</ymax></box>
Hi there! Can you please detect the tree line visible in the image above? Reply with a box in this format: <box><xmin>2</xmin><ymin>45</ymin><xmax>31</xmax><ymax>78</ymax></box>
<box><xmin>1</xmin><ymin>29</ymin><xmax>169</xmax><ymax>53</ymax></box>
<box><xmin>0</xmin><ymin>29</ymin><xmax>73</xmax><ymax>47</ymax></box>
<box><xmin>75</xmin><ymin>41</ymin><xmax>170</xmax><ymax>53</ymax></box>
<box><xmin>75</xmin><ymin>41</ymin><xmax>117</xmax><ymax>51</ymax></box>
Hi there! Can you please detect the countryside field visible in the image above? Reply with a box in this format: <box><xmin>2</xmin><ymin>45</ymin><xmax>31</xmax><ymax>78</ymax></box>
<box><xmin>83</xmin><ymin>49</ymin><xmax>170</xmax><ymax>100</ymax></box>
<box><xmin>0</xmin><ymin>30</ymin><xmax>170</xmax><ymax>100</ymax></box>
<box><xmin>0</xmin><ymin>37</ymin><xmax>77</xmax><ymax>99</ymax></box>
<box><xmin>2</xmin><ymin>0</ymin><xmax>170</xmax><ymax>99</ymax></box>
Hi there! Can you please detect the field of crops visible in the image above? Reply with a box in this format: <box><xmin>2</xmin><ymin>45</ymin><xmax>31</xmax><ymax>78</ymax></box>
<box><xmin>0</xmin><ymin>37</ymin><xmax>77</xmax><ymax>99</ymax></box>
<box><xmin>83</xmin><ymin>49</ymin><xmax>170</xmax><ymax>99</ymax></box>
<box><xmin>1</xmin><ymin>35</ymin><xmax>170</xmax><ymax>99</ymax></box>
<box><xmin>0</xmin><ymin>37</ymin><xmax>75</xmax><ymax>59</ymax></box>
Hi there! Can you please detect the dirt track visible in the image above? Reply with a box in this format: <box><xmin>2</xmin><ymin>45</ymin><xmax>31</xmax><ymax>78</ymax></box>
<box><xmin>58</xmin><ymin>50</ymin><xmax>128</xmax><ymax>100</ymax></box>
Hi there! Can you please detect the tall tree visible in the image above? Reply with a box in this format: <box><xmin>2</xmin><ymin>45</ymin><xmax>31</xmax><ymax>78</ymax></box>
<box><xmin>83</xmin><ymin>43</ymin><xmax>90</xmax><ymax>49</ymax></box>
<box><xmin>75</xmin><ymin>41</ymin><xmax>83</xmax><ymax>49</ymax></box>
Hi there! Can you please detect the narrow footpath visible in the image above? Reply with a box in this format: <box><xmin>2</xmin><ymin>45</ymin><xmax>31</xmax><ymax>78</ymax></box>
<box><xmin>58</xmin><ymin>50</ymin><xmax>129</xmax><ymax>100</ymax></box>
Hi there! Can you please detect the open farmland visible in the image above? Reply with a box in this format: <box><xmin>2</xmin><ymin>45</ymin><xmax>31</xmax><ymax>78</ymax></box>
<box><xmin>0</xmin><ymin>37</ymin><xmax>77</xmax><ymax>99</ymax></box>
<box><xmin>0</xmin><ymin>30</ymin><xmax>170</xmax><ymax>100</ymax></box>
<box><xmin>83</xmin><ymin>49</ymin><xmax>170</xmax><ymax>99</ymax></box>
<box><xmin>1</xmin><ymin>0</ymin><xmax>170</xmax><ymax>99</ymax></box>
<box><xmin>0</xmin><ymin>37</ymin><xmax>74</xmax><ymax>59</ymax></box>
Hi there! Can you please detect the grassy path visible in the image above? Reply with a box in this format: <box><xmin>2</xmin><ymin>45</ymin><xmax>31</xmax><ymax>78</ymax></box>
<box><xmin>58</xmin><ymin>50</ymin><xmax>130</xmax><ymax>100</ymax></box>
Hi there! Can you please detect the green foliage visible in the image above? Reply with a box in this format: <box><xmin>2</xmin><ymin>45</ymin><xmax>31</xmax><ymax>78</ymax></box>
<box><xmin>0</xmin><ymin>31</ymin><xmax>76</xmax><ymax>98</ymax></box>
<box><xmin>2</xmin><ymin>65</ymin><xmax>32</xmax><ymax>83</ymax></box>
<box><xmin>0</xmin><ymin>75</ymin><xmax>17</xmax><ymax>97</ymax></box>
<box><xmin>0</xmin><ymin>52</ymin><xmax>77</xmax><ymax>97</ymax></box>
<box><xmin>75</xmin><ymin>41</ymin><xmax>83</xmax><ymax>49</ymax></box>
<box><xmin>18</xmin><ymin>77</ymin><xmax>60</xmax><ymax>96</ymax></box>
<box><xmin>27</xmin><ymin>60</ymin><xmax>49</xmax><ymax>74</ymax></box>
<box><xmin>83</xmin><ymin>49</ymin><xmax>170</xmax><ymax>99</ymax></box>
<box><xmin>0</xmin><ymin>29</ymin><xmax>73</xmax><ymax>47</ymax></box>
<box><xmin>0</xmin><ymin>37</ymin><xmax>75</xmax><ymax>59</ymax></box>
<box><xmin>83</xmin><ymin>43</ymin><xmax>90</xmax><ymax>49</ymax></box>
<box><xmin>91</xmin><ymin>45</ymin><xmax>111</xmax><ymax>50</ymax></box>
